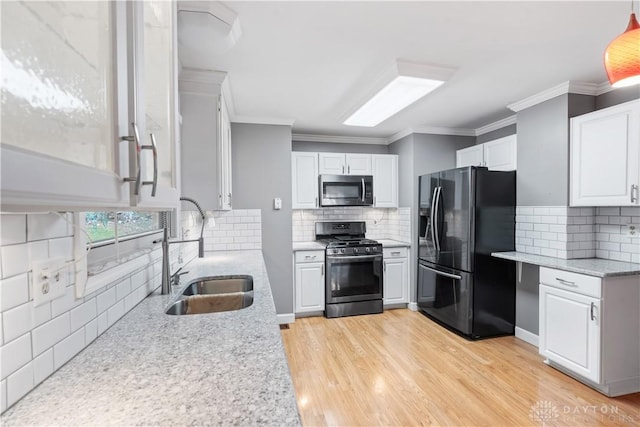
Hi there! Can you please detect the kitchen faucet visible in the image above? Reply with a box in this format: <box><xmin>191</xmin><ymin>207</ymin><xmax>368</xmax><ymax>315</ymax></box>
<box><xmin>157</xmin><ymin>197</ymin><xmax>207</xmax><ymax>295</ymax></box>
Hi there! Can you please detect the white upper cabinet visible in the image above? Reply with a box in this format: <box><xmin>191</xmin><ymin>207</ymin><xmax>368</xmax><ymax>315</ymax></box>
<box><xmin>570</xmin><ymin>100</ymin><xmax>640</xmax><ymax>207</ymax></box>
<box><xmin>0</xmin><ymin>1</ymin><xmax>179</xmax><ymax>211</ymax></box>
<box><xmin>456</xmin><ymin>145</ymin><xmax>484</xmax><ymax>169</ymax></box>
<box><xmin>292</xmin><ymin>152</ymin><xmax>319</xmax><ymax>209</ymax></box>
<box><xmin>456</xmin><ymin>135</ymin><xmax>517</xmax><ymax>171</ymax></box>
<box><xmin>179</xmin><ymin>70</ymin><xmax>233</xmax><ymax>211</ymax></box>
<box><xmin>372</xmin><ymin>154</ymin><xmax>398</xmax><ymax>208</ymax></box>
<box><xmin>318</xmin><ymin>153</ymin><xmax>372</xmax><ymax>175</ymax></box>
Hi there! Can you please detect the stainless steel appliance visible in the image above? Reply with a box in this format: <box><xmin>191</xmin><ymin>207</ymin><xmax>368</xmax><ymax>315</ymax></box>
<box><xmin>316</xmin><ymin>221</ymin><xmax>383</xmax><ymax>318</ymax></box>
<box><xmin>319</xmin><ymin>174</ymin><xmax>373</xmax><ymax>207</ymax></box>
<box><xmin>417</xmin><ymin>166</ymin><xmax>516</xmax><ymax>339</ymax></box>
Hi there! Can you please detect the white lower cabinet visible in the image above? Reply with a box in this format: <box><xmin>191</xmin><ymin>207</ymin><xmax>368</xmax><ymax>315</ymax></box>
<box><xmin>294</xmin><ymin>250</ymin><xmax>325</xmax><ymax>314</ymax></box>
<box><xmin>383</xmin><ymin>247</ymin><xmax>409</xmax><ymax>306</ymax></box>
<box><xmin>538</xmin><ymin>267</ymin><xmax>640</xmax><ymax>396</ymax></box>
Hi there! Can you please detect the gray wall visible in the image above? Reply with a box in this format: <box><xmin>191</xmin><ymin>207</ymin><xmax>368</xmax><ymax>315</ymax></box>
<box><xmin>596</xmin><ymin>86</ymin><xmax>640</xmax><ymax>110</ymax></box>
<box><xmin>389</xmin><ymin>133</ymin><xmax>475</xmax><ymax>303</ymax></box>
<box><xmin>476</xmin><ymin>123</ymin><xmax>517</xmax><ymax>144</ymax></box>
<box><xmin>292</xmin><ymin>141</ymin><xmax>389</xmax><ymax>154</ymax></box>
<box><xmin>231</xmin><ymin>123</ymin><xmax>294</xmax><ymax>315</ymax></box>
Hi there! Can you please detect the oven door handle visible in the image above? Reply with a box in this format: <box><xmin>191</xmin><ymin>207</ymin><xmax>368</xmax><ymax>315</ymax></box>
<box><xmin>326</xmin><ymin>254</ymin><xmax>382</xmax><ymax>262</ymax></box>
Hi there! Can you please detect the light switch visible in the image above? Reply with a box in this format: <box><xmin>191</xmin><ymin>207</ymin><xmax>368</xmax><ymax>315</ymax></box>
<box><xmin>274</xmin><ymin>198</ymin><xmax>282</xmax><ymax>210</ymax></box>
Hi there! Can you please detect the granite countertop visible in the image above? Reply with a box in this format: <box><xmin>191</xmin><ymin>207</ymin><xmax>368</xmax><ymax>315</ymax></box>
<box><xmin>1</xmin><ymin>250</ymin><xmax>301</xmax><ymax>426</ymax></box>
<box><xmin>292</xmin><ymin>239</ymin><xmax>410</xmax><ymax>251</ymax></box>
<box><xmin>492</xmin><ymin>251</ymin><xmax>640</xmax><ymax>278</ymax></box>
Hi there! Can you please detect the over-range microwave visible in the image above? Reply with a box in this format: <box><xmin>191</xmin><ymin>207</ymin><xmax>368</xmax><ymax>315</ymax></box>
<box><xmin>319</xmin><ymin>174</ymin><xmax>373</xmax><ymax>207</ymax></box>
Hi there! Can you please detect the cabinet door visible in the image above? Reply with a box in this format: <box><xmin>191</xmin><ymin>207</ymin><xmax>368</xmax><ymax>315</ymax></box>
<box><xmin>570</xmin><ymin>100</ymin><xmax>640</xmax><ymax>206</ymax></box>
<box><xmin>456</xmin><ymin>145</ymin><xmax>484</xmax><ymax>168</ymax></box>
<box><xmin>318</xmin><ymin>153</ymin><xmax>346</xmax><ymax>175</ymax></box>
<box><xmin>483</xmin><ymin>135</ymin><xmax>517</xmax><ymax>171</ymax></box>
<box><xmin>346</xmin><ymin>154</ymin><xmax>372</xmax><ymax>175</ymax></box>
<box><xmin>292</xmin><ymin>152</ymin><xmax>319</xmax><ymax>209</ymax></box>
<box><xmin>295</xmin><ymin>262</ymin><xmax>325</xmax><ymax>313</ymax></box>
<box><xmin>539</xmin><ymin>284</ymin><xmax>601</xmax><ymax>383</ymax></box>
<box><xmin>1</xmin><ymin>1</ymin><xmax>131</xmax><ymax>210</ymax></box>
<box><xmin>129</xmin><ymin>0</ymin><xmax>179</xmax><ymax>209</ymax></box>
<box><xmin>372</xmin><ymin>154</ymin><xmax>398</xmax><ymax>208</ymax></box>
<box><xmin>218</xmin><ymin>94</ymin><xmax>233</xmax><ymax>210</ymax></box>
<box><xmin>383</xmin><ymin>258</ymin><xmax>408</xmax><ymax>304</ymax></box>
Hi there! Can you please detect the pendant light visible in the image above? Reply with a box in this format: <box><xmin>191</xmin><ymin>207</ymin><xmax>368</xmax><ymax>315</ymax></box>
<box><xmin>604</xmin><ymin>1</ymin><xmax>640</xmax><ymax>88</ymax></box>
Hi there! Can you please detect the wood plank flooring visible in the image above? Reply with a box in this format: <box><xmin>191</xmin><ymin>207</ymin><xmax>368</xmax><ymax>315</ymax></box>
<box><xmin>281</xmin><ymin>309</ymin><xmax>640</xmax><ymax>426</ymax></box>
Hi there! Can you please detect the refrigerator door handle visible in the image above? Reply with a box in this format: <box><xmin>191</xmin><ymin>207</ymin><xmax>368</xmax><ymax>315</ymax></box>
<box><xmin>419</xmin><ymin>263</ymin><xmax>462</xmax><ymax>280</ymax></box>
<box><xmin>433</xmin><ymin>186</ymin><xmax>442</xmax><ymax>251</ymax></box>
<box><xmin>429</xmin><ymin>187</ymin><xmax>438</xmax><ymax>247</ymax></box>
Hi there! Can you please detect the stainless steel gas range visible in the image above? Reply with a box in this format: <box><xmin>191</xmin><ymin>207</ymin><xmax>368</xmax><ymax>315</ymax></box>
<box><xmin>315</xmin><ymin>221</ymin><xmax>383</xmax><ymax>318</ymax></box>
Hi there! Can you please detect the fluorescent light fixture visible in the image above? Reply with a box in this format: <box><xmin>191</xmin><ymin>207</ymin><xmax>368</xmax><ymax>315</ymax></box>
<box><xmin>343</xmin><ymin>60</ymin><xmax>455</xmax><ymax>127</ymax></box>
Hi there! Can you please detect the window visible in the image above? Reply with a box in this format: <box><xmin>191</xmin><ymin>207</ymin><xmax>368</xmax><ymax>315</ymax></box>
<box><xmin>84</xmin><ymin>211</ymin><xmax>164</xmax><ymax>274</ymax></box>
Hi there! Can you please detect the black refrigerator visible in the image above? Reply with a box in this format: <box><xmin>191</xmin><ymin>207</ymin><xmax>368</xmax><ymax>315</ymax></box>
<box><xmin>417</xmin><ymin>166</ymin><xmax>516</xmax><ymax>339</ymax></box>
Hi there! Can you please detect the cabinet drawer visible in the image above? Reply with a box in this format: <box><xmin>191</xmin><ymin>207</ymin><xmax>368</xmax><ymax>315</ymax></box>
<box><xmin>295</xmin><ymin>250</ymin><xmax>325</xmax><ymax>263</ymax></box>
<box><xmin>540</xmin><ymin>267</ymin><xmax>601</xmax><ymax>298</ymax></box>
<box><xmin>383</xmin><ymin>247</ymin><xmax>408</xmax><ymax>258</ymax></box>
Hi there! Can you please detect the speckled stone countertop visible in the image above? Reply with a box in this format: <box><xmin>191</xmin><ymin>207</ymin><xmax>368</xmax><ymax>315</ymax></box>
<box><xmin>377</xmin><ymin>239</ymin><xmax>411</xmax><ymax>248</ymax></box>
<box><xmin>1</xmin><ymin>250</ymin><xmax>301</xmax><ymax>426</ymax></box>
<box><xmin>492</xmin><ymin>251</ymin><xmax>640</xmax><ymax>278</ymax></box>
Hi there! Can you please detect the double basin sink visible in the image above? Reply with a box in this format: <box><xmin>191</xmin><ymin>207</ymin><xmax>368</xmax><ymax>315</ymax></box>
<box><xmin>165</xmin><ymin>275</ymin><xmax>254</xmax><ymax>315</ymax></box>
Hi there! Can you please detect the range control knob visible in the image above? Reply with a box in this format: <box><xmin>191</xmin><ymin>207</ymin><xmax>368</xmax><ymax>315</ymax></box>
<box><xmin>365</xmin><ymin>247</ymin><xmax>371</xmax><ymax>253</ymax></box>
<box><xmin>340</xmin><ymin>248</ymin><xmax>345</xmax><ymax>254</ymax></box>
<box><xmin>353</xmin><ymin>248</ymin><xmax>359</xmax><ymax>254</ymax></box>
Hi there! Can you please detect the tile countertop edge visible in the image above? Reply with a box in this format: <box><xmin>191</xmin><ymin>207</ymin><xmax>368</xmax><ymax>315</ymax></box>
<box><xmin>0</xmin><ymin>250</ymin><xmax>301</xmax><ymax>426</ymax></box>
<box><xmin>492</xmin><ymin>251</ymin><xmax>640</xmax><ymax>278</ymax></box>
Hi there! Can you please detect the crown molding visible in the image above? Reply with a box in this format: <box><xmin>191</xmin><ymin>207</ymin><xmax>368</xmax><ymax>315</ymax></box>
<box><xmin>475</xmin><ymin>115</ymin><xmax>517</xmax><ymax>136</ymax></box>
<box><xmin>507</xmin><ymin>80</ymin><xmax>604</xmax><ymax>112</ymax></box>
<box><xmin>178</xmin><ymin>68</ymin><xmax>227</xmax><ymax>95</ymax></box>
<box><xmin>412</xmin><ymin>126</ymin><xmax>476</xmax><ymax>137</ymax></box>
<box><xmin>234</xmin><ymin>116</ymin><xmax>295</xmax><ymax>127</ymax></box>
<box><xmin>595</xmin><ymin>81</ymin><xmax>614</xmax><ymax>96</ymax></box>
<box><xmin>292</xmin><ymin>133</ymin><xmax>388</xmax><ymax>145</ymax></box>
<box><xmin>387</xmin><ymin>128</ymin><xmax>414</xmax><ymax>144</ymax></box>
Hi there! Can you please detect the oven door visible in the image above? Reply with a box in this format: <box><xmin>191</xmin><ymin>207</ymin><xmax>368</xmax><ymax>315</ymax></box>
<box><xmin>325</xmin><ymin>253</ymin><xmax>383</xmax><ymax>303</ymax></box>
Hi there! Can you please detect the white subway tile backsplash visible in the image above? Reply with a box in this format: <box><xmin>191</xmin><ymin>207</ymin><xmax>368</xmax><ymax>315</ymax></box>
<box><xmin>85</xmin><ymin>319</ymin><xmax>98</xmax><ymax>344</ymax></box>
<box><xmin>6</xmin><ymin>363</ymin><xmax>33</xmax><ymax>408</ymax></box>
<box><xmin>0</xmin><ymin>274</ymin><xmax>29</xmax><ymax>312</ymax></box>
<box><xmin>0</xmin><ymin>333</ymin><xmax>31</xmax><ymax>380</ymax></box>
<box><xmin>97</xmin><ymin>312</ymin><xmax>108</xmax><ymax>336</ymax></box>
<box><xmin>1</xmin><ymin>244</ymin><xmax>29</xmax><ymax>279</ymax></box>
<box><xmin>2</xmin><ymin>304</ymin><xmax>32</xmax><ymax>343</ymax></box>
<box><xmin>107</xmin><ymin>301</ymin><xmax>125</xmax><ymax>327</ymax></box>
<box><xmin>0</xmin><ymin>215</ymin><xmax>27</xmax><ymax>246</ymax></box>
<box><xmin>32</xmin><ymin>349</ymin><xmax>53</xmax><ymax>385</ymax></box>
<box><xmin>53</xmin><ymin>329</ymin><xmax>85</xmax><ymax>370</ymax></box>
<box><xmin>70</xmin><ymin>300</ymin><xmax>97</xmax><ymax>332</ymax></box>
<box><xmin>597</xmin><ymin>207</ymin><xmax>620</xmax><ymax>216</ymax></box>
<box><xmin>27</xmin><ymin>213</ymin><xmax>70</xmax><ymax>241</ymax></box>
<box><xmin>96</xmin><ymin>287</ymin><xmax>116</xmax><ymax>314</ymax></box>
<box><xmin>116</xmin><ymin>278</ymin><xmax>131</xmax><ymax>302</ymax></box>
<box><xmin>51</xmin><ymin>286</ymin><xmax>80</xmax><ymax>318</ymax></box>
<box><xmin>1</xmin><ymin>379</ymin><xmax>6</xmax><ymax>413</ymax></box>
<box><xmin>48</xmin><ymin>237</ymin><xmax>73</xmax><ymax>261</ymax></box>
<box><xmin>621</xmin><ymin>207</ymin><xmax>640</xmax><ymax>216</ymax></box>
<box><xmin>31</xmin><ymin>302</ymin><xmax>51</xmax><ymax>329</ymax></box>
<box><xmin>32</xmin><ymin>313</ymin><xmax>70</xmax><ymax>357</ymax></box>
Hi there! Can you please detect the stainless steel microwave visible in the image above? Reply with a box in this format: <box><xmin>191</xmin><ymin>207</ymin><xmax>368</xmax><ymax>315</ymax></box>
<box><xmin>319</xmin><ymin>174</ymin><xmax>373</xmax><ymax>207</ymax></box>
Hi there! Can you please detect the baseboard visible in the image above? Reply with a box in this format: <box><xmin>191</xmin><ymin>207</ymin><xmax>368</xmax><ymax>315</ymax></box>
<box><xmin>277</xmin><ymin>313</ymin><xmax>295</xmax><ymax>324</ymax></box>
<box><xmin>408</xmin><ymin>302</ymin><xmax>418</xmax><ymax>312</ymax></box>
<box><xmin>515</xmin><ymin>326</ymin><xmax>539</xmax><ymax>347</ymax></box>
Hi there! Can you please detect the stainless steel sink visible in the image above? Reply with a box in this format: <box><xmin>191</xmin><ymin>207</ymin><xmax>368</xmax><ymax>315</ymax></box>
<box><xmin>181</xmin><ymin>275</ymin><xmax>253</xmax><ymax>296</ymax></box>
<box><xmin>165</xmin><ymin>275</ymin><xmax>255</xmax><ymax>315</ymax></box>
<box><xmin>165</xmin><ymin>292</ymin><xmax>254</xmax><ymax>315</ymax></box>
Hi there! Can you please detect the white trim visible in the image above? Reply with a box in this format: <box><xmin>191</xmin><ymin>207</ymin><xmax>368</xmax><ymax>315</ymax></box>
<box><xmin>234</xmin><ymin>116</ymin><xmax>295</xmax><ymax>126</ymax></box>
<box><xmin>408</xmin><ymin>302</ymin><xmax>418</xmax><ymax>312</ymax></box>
<box><xmin>515</xmin><ymin>326</ymin><xmax>539</xmax><ymax>347</ymax></box>
<box><xmin>178</xmin><ymin>68</ymin><xmax>227</xmax><ymax>96</ymax></box>
<box><xmin>475</xmin><ymin>115</ymin><xmax>517</xmax><ymax>136</ymax></box>
<box><xmin>411</xmin><ymin>126</ymin><xmax>476</xmax><ymax>137</ymax></box>
<box><xmin>387</xmin><ymin>128</ymin><xmax>414</xmax><ymax>144</ymax></box>
<box><xmin>507</xmin><ymin>80</ymin><xmax>601</xmax><ymax>112</ymax></box>
<box><xmin>595</xmin><ymin>81</ymin><xmax>615</xmax><ymax>96</ymax></box>
<box><xmin>276</xmin><ymin>313</ymin><xmax>295</xmax><ymax>324</ymax></box>
<box><xmin>292</xmin><ymin>133</ymin><xmax>388</xmax><ymax>145</ymax></box>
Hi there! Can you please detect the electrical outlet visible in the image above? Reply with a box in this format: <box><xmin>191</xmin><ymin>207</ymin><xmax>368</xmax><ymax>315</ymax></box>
<box><xmin>626</xmin><ymin>224</ymin><xmax>638</xmax><ymax>237</ymax></box>
<box><xmin>32</xmin><ymin>257</ymin><xmax>68</xmax><ymax>306</ymax></box>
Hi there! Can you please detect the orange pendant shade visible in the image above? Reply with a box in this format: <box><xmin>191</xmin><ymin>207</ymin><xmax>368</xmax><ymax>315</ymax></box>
<box><xmin>604</xmin><ymin>13</ymin><xmax>640</xmax><ymax>88</ymax></box>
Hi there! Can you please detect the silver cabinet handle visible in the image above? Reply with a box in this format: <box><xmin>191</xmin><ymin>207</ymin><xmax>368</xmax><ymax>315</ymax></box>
<box><xmin>555</xmin><ymin>277</ymin><xmax>577</xmax><ymax>287</ymax></box>
<box><xmin>391</xmin><ymin>251</ymin><xmax>401</xmax><ymax>256</ymax></box>
<box><xmin>348</xmin><ymin>165</ymin><xmax>351</xmax><ymax>174</ymax></box>
<box><xmin>121</xmin><ymin>122</ymin><xmax>142</xmax><ymax>195</ymax></box>
<box><xmin>219</xmin><ymin>194</ymin><xmax>223</xmax><ymax>209</ymax></box>
<box><xmin>632</xmin><ymin>184</ymin><xmax>639</xmax><ymax>203</ymax></box>
<box><xmin>315</xmin><ymin>196</ymin><xmax>318</xmax><ymax>208</ymax></box>
<box><xmin>383</xmin><ymin>262</ymin><xmax>386</xmax><ymax>272</ymax></box>
<box><xmin>374</xmin><ymin>196</ymin><xmax>377</xmax><ymax>206</ymax></box>
<box><xmin>590</xmin><ymin>302</ymin><xmax>596</xmax><ymax>321</ymax></box>
<box><xmin>304</xmin><ymin>255</ymin><xmax>316</xmax><ymax>260</ymax></box>
<box><xmin>342</xmin><ymin>165</ymin><xmax>345</xmax><ymax>174</ymax></box>
<box><xmin>361</xmin><ymin>178</ymin><xmax>365</xmax><ymax>202</ymax></box>
<box><xmin>140</xmin><ymin>133</ymin><xmax>158</xmax><ymax>197</ymax></box>
<box><xmin>228</xmin><ymin>193</ymin><xmax>232</xmax><ymax>208</ymax></box>
<box><xmin>321</xmin><ymin>264</ymin><xmax>324</xmax><ymax>276</ymax></box>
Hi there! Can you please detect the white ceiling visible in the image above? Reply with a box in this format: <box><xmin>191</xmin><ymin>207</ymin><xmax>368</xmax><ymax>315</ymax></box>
<box><xmin>177</xmin><ymin>1</ymin><xmax>634</xmax><ymax>140</ymax></box>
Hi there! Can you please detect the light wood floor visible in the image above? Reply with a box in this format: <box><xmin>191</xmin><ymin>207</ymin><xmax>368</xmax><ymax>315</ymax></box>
<box><xmin>281</xmin><ymin>309</ymin><xmax>640</xmax><ymax>427</ymax></box>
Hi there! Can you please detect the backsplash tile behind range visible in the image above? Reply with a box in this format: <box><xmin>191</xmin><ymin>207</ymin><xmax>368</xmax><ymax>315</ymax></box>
<box><xmin>516</xmin><ymin>206</ymin><xmax>639</xmax><ymax>262</ymax></box>
<box><xmin>183</xmin><ymin>209</ymin><xmax>262</xmax><ymax>252</ymax></box>
<box><xmin>292</xmin><ymin>207</ymin><xmax>411</xmax><ymax>242</ymax></box>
